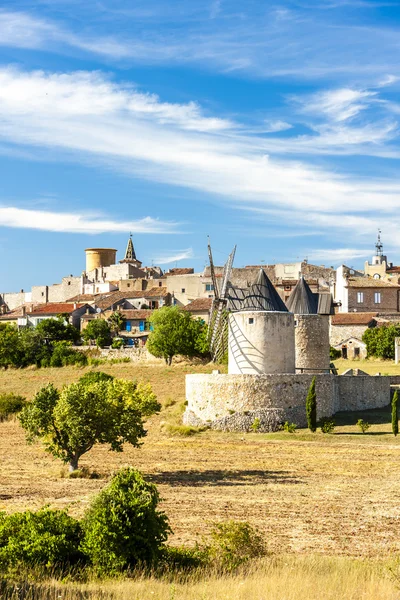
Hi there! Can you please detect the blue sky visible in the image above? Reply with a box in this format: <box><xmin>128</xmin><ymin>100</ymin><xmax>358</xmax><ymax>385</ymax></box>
<box><xmin>1</xmin><ymin>0</ymin><xmax>400</xmax><ymax>291</ymax></box>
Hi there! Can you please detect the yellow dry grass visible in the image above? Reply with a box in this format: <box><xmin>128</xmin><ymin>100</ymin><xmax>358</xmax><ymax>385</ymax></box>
<box><xmin>14</xmin><ymin>556</ymin><xmax>400</xmax><ymax>600</ymax></box>
<box><xmin>1</xmin><ymin>359</ymin><xmax>400</xmax><ymax>563</ymax></box>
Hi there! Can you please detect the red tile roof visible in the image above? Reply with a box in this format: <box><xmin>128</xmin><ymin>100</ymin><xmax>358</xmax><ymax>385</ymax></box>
<box><xmin>183</xmin><ymin>298</ymin><xmax>213</xmax><ymax>311</ymax></box>
<box><xmin>0</xmin><ymin>303</ymin><xmax>37</xmax><ymax>320</ymax></box>
<box><xmin>347</xmin><ymin>278</ymin><xmax>400</xmax><ymax>288</ymax></box>
<box><xmin>28</xmin><ymin>303</ymin><xmax>87</xmax><ymax>315</ymax></box>
<box><xmin>164</xmin><ymin>268</ymin><xmax>194</xmax><ymax>276</ymax></box>
<box><xmin>66</xmin><ymin>294</ymin><xmax>98</xmax><ymax>302</ymax></box>
<box><xmin>331</xmin><ymin>312</ymin><xmax>378</xmax><ymax>325</ymax></box>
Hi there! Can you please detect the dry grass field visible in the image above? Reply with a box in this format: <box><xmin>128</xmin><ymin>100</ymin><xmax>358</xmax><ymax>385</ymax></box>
<box><xmin>2</xmin><ymin>359</ymin><xmax>400</xmax><ymax>598</ymax></box>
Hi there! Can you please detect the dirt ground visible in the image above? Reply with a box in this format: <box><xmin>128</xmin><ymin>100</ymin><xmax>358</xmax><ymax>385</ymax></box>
<box><xmin>1</xmin><ymin>361</ymin><xmax>400</xmax><ymax>558</ymax></box>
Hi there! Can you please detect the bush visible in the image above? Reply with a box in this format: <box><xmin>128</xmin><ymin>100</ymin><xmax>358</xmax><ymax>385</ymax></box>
<box><xmin>78</xmin><ymin>371</ymin><xmax>114</xmax><ymax>385</ymax></box>
<box><xmin>363</xmin><ymin>324</ymin><xmax>400</xmax><ymax>359</ymax></box>
<box><xmin>49</xmin><ymin>342</ymin><xmax>88</xmax><ymax>368</ymax></box>
<box><xmin>320</xmin><ymin>418</ymin><xmax>335</xmax><ymax>434</ymax></box>
<box><xmin>251</xmin><ymin>417</ymin><xmax>261</xmax><ymax>432</ymax></box>
<box><xmin>0</xmin><ymin>508</ymin><xmax>83</xmax><ymax>569</ymax></box>
<box><xmin>0</xmin><ymin>394</ymin><xmax>26</xmax><ymax>422</ymax></box>
<box><xmin>357</xmin><ymin>419</ymin><xmax>370</xmax><ymax>434</ymax></box>
<box><xmin>81</xmin><ymin>468</ymin><xmax>171</xmax><ymax>573</ymax></box>
<box><xmin>330</xmin><ymin>346</ymin><xmax>341</xmax><ymax>360</ymax></box>
<box><xmin>204</xmin><ymin>521</ymin><xmax>267</xmax><ymax>572</ymax></box>
<box><xmin>164</xmin><ymin>423</ymin><xmax>206</xmax><ymax>436</ymax></box>
<box><xmin>282</xmin><ymin>421</ymin><xmax>296</xmax><ymax>433</ymax></box>
<box><xmin>111</xmin><ymin>338</ymin><xmax>125</xmax><ymax>349</ymax></box>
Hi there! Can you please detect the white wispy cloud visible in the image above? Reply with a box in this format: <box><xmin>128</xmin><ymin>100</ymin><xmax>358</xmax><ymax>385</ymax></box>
<box><xmin>294</xmin><ymin>88</ymin><xmax>376</xmax><ymax>122</ymax></box>
<box><xmin>1</xmin><ymin>6</ymin><xmax>400</xmax><ymax>83</ymax></box>
<box><xmin>263</xmin><ymin>120</ymin><xmax>293</xmax><ymax>133</ymax></box>
<box><xmin>0</xmin><ymin>67</ymin><xmax>400</xmax><ymax>251</ymax></box>
<box><xmin>153</xmin><ymin>248</ymin><xmax>194</xmax><ymax>264</ymax></box>
<box><xmin>306</xmin><ymin>248</ymin><xmax>370</xmax><ymax>263</ymax></box>
<box><xmin>0</xmin><ymin>207</ymin><xmax>179</xmax><ymax>234</ymax></box>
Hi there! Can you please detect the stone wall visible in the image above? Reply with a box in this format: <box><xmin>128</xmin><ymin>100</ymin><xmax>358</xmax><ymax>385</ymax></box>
<box><xmin>330</xmin><ymin>323</ymin><xmax>369</xmax><ymax>347</ymax></box>
<box><xmin>295</xmin><ymin>315</ymin><xmax>330</xmax><ymax>372</ymax></box>
<box><xmin>184</xmin><ymin>372</ymin><xmax>390</xmax><ymax>432</ymax></box>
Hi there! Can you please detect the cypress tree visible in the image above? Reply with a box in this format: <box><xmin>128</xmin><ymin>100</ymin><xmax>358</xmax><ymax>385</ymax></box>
<box><xmin>392</xmin><ymin>390</ymin><xmax>399</xmax><ymax>437</ymax></box>
<box><xmin>306</xmin><ymin>377</ymin><xmax>317</xmax><ymax>433</ymax></box>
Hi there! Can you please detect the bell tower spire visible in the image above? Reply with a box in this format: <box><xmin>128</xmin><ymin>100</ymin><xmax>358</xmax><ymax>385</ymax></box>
<box><xmin>125</xmin><ymin>233</ymin><xmax>137</xmax><ymax>261</ymax></box>
<box><xmin>119</xmin><ymin>233</ymin><xmax>142</xmax><ymax>267</ymax></box>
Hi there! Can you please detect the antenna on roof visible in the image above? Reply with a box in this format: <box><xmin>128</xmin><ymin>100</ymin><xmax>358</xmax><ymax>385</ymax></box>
<box><xmin>376</xmin><ymin>229</ymin><xmax>383</xmax><ymax>256</ymax></box>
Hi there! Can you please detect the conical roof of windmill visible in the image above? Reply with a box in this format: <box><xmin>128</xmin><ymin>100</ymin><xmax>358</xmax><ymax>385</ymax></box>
<box><xmin>286</xmin><ymin>276</ymin><xmax>318</xmax><ymax>314</ymax></box>
<box><xmin>243</xmin><ymin>268</ymin><xmax>288</xmax><ymax>312</ymax></box>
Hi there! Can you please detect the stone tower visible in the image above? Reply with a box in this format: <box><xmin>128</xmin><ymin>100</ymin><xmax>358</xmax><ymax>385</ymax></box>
<box><xmin>286</xmin><ymin>277</ymin><xmax>330</xmax><ymax>373</ymax></box>
<box><xmin>119</xmin><ymin>234</ymin><xmax>142</xmax><ymax>268</ymax></box>
<box><xmin>85</xmin><ymin>248</ymin><xmax>117</xmax><ymax>273</ymax></box>
<box><xmin>228</xmin><ymin>269</ymin><xmax>295</xmax><ymax>375</ymax></box>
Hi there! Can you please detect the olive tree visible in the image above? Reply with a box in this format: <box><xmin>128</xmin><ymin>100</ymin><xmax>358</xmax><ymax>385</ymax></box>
<box><xmin>19</xmin><ymin>377</ymin><xmax>160</xmax><ymax>472</ymax></box>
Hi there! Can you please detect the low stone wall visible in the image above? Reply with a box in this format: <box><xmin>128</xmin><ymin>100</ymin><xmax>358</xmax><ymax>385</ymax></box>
<box><xmin>98</xmin><ymin>347</ymin><xmax>164</xmax><ymax>363</ymax></box>
<box><xmin>184</xmin><ymin>372</ymin><xmax>390</xmax><ymax>432</ymax></box>
<box><xmin>337</xmin><ymin>376</ymin><xmax>390</xmax><ymax>411</ymax></box>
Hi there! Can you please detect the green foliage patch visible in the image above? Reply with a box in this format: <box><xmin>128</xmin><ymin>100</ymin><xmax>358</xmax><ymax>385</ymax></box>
<box><xmin>0</xmin><ymin>394</ymin><xmax>26</xmax><ymax>422</ymax></box>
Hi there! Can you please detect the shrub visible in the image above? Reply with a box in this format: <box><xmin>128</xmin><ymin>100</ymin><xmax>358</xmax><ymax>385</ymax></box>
<box><xmin>78</xmin><ymin>371</ymin><xmax>114</xmax><ymax>385</ymax></box>
<box><xmin>251</xmin><ymin>417</ymin><xmax>261</xmax><ymax>432</ymax></box>
<box><xmin>357</xmin><ymin>419</ymin><xmax>370</xmax><ymax>434</ymax></box>
<box><xmin>0</xmin><ymin>394</ymin><xmax>26</xmax><ymax>422</ymax></box>
<box><xmin>204</xmin><ymin>521</ymin><xmax>267</xmax><ymax>572</ymax></box>
<box><xmin>330</xmin><ymin>346</ymin><xmax>341</xmax><ymax>360</ymax></box>
<box><xmin>164</xmin><ymin>423</ymin><xmax>206</xmax><ymax>436</ymax></box>
<box><xmin>392</xmin><ymin>390</ymin><xmax>399</xmax><ymax>437</ymax></box>
<box><xmin>320</xmin><ymin>418</ymin><xmax>335</xmax><ymax>434</ymax></box>
<box><xmin>282</xmin><ymin>421</ymin><xmax>297</xmax><ymax>433</ymax></box>
<box><xmin>49</xmin><ymin>342</ymin><xmax>87</xmax><ymax>368</ymax></box>
<box><xmin>81</xmin><ymin>468</ymin><xmax>171</xmax><ymax>573</ymax></box>
<box><xmin>0</xmin><ymin>508</ymin><xmax>83</xmax><ymax>569</ymax></box>
<box><xmin>306</xmin><ymin>377</ymin><xmax>317</xmax><ymax>433</ymax></box>
<box><xmin>111</xmin><ymin>338</ymin><xmax>125</xmax><ymax>349</ymax></box>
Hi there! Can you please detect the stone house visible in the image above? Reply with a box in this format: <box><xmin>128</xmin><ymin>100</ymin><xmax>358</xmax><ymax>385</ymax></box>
<box><xmin>182</xmin><ymin>297</ymin><xmax>213</xmax><ymax>323</ymax></box>
<box><xmin>26</xmin><ymin>303</ymin><xmax>93</xmax><ymax>329</ymax></box>
<box><xmin>330</xmin><ymin>312</ymin><xmax>378</xmax><ymax>359</ymax></box>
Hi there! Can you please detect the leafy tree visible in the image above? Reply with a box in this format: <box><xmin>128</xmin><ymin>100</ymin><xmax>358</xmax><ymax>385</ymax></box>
<box><xmin>108</xmin><ymin>311</ymin><xmax>126</xmax><ymax>335</ymax></box>
<box><xmin>36</xmin><ymin>317</ymin><xmax>80</xmax><ymax>344</ymax></box>
<box><xmin>82</xmin><ymin>467</ymin><xmax>170</xmax><ymax>573</ymax></box>
<box><xmin>147</xmin><ymin>306</ymin><xmax>209</xmax><ymax>365</ymax></box>
<box><xmin>306</xmin><ymin>377</ymin><xmax>317</xmax><ymax>432</ymax></box>
<box><xmin>362</xmin><ymin>325</ymin><xmax>400</xmax><ymax>360</ymax></box>
<box><xmin>392</xmin><ymin>390</ymin><xmax>399</xmax><ymax>437</ymax></box>
<box><xmin>0</xmin><ymin>393</ymin><xmax>26</xmax><ymax>422</ymax></box>
<box><xmin>83</xmin><ymin>319</ymin><xmax>112</xmax><ymax>348</ymax></box>
<box><xmin>330</xmin><ymin>346</ymin><xmax>341</xmax><ymax>360</ymax></box>
<box><xmin>0</xmin><ymin>508</ymin><xmax>83</xmax><ymax>569</ymax></box>
<box><xmin>49</xmin><ymin>341</ymin><xmax>88</xmax><ymax>367</ymax></box>
<box><xmin>19</xmin><ymin>378</ymin><xmax>160</xmax><ymax>472</ymax></box>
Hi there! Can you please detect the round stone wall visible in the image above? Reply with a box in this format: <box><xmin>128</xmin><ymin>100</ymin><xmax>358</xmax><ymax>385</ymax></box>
<box><xmin>228</xmin><ymin>311</ymin><xmax>295</xmax><ymax>375</ymax></box>
<box><xmin>85</xmin><ymin>248</ymin><xmax>117</xmax><ymax>272</ymax></box>
<box><xmin>295</xmin><ymin>315</ymin><xmax>330</xmax><ymax>372</ymax></box>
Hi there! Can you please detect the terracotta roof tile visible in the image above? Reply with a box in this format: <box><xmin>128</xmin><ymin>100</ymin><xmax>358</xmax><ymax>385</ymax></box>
<box><xmin>28</xmin><ymin>303</ymin><xmax>87</xmax><ymax>315</ymax></box>
<box><xmin>347</xmin><ymin>278</ymin><xmax>400</xmax><ymax>288</ymax></box>
<box><xmin>66</xmin><ymin>294</ymin><xmax>97</xmax><ymax>302</ymax></box>
<box><xmin>164</xmin><ymin>268</ymin><xmax>194</xmax><ymax>276</ymax></box>
<box><xmin>331</xmin><ymin>312</ymin><xmax>378</xmax><ymax>325</ymax></box>
<box><xmin>183</xmin><ymin>298</ymin><xmax>213</xmax><ymax>311</ymax></box>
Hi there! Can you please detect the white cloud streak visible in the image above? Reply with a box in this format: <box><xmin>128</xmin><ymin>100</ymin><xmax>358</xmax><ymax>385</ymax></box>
<box><xmin>0</xmin><ymin>206</ymin><xmax>179</xmax><ymax>234</ymax></box>
<box><xmin>0</xmin><ymin>67</ymin><xmax>400</xmax><ymax>254</ymax></box>
<box><xmin>154</xmin><ymin>248</ymin><xmax>194</xmax><ymax>264</ymax></box>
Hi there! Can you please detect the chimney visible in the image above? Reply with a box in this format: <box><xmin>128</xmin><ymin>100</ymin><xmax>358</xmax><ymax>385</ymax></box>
<box><xmin>22</xmin><ymin>306</ymin><xmax>26</xmax><ymax>317</ymax></box>
<box><xmin>73</xmin><ymin>303</ymin><xmax>77</xmax><ymax>310</ymax></box>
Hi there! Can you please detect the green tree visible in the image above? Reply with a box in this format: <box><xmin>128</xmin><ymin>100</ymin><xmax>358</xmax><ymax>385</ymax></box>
<box><xmin>147</xmin><ymin>306</ymin><xmax>209</xmax><ymax>365</ymax></box>
<box><xmin>82</xmin><ymin>467</ymin><xmax>170</xmax><ymax>573</ymax></box>
<box><xmin>392</xmin><ymin>390</ymin><xmax>399</xmax><ymax>437</ymax></box>
<box><xmin>108</xmin><ymin>311</ymin><xmax>126</xmax><ymax>335</ymax></box>
<box><xmin>362</xmin><ymin>325</ymin><xmax>400</xmax><ymax>360</ymax></box>
<box><xmin>36</xmin><ymin>317</ymin><xmax>80</xmax><ymax>344</ymax></box>
<box><xmin>19</xmin><ymin>379</ymin><xmax>160</xmax><ymax>472</ymax></box>
<box><xmin>306</xmin><ymin>377</ymin><xmax>317</xmax><ymax>432</ymax></box>
<box><xmin>83</xmin><ymin>319</ymin><xmax>112</xmax><ymax>348</ymax></box>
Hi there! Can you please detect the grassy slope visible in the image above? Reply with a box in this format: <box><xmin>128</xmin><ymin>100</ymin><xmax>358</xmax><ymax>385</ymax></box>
<box><xmin>1</xmin><ymin>359</ymin><xmax>400</xmax><ymax>561</ymax></box>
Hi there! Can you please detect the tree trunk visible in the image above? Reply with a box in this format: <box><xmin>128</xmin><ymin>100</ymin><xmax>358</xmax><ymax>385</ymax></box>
<box><xmin>69</xmin><ymin>457</ymin><xmax>79</xmax><ymax>472</ymax></box>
